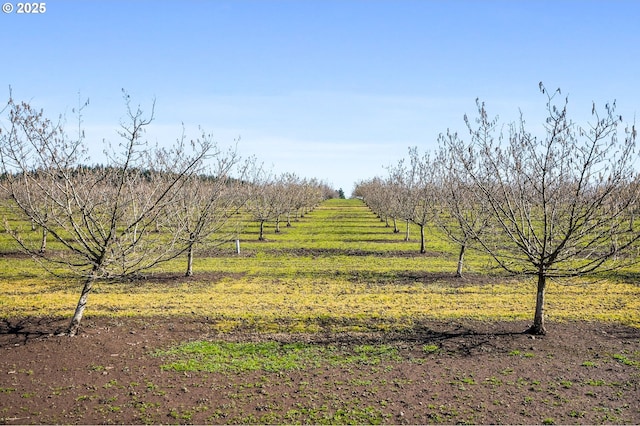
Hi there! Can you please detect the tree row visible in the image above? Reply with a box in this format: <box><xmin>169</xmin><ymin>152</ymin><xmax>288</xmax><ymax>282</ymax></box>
<box><xmin>0</xmin><ymin>91</ymin><xmax>333</xmax><ymax>335</ymax></box>
<box><xmin>354</xmin><ymin>84</ymin><xmax>639</xmax><ymax>334</ymax></box>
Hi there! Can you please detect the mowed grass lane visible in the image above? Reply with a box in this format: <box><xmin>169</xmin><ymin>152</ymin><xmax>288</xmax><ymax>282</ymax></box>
<box><xmin>0</xmin><ymin>198</ymin><xmax>638</xmax><ymax>331</ymax></box>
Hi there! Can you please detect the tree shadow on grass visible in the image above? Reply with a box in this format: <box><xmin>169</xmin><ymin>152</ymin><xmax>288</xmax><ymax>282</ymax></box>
<box><xmin>0</xmin><ymin>251</ymin><xmax>31</xmax><ymax>259</ymax></box>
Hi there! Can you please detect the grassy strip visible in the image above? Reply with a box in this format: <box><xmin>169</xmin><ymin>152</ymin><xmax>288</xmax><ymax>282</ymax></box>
<box><xmin>1</xmin><ymin>276</ymin><xmax>638</xmax><ymax>331</ymax></box>
<box><xmin>155</xmin><ymin>341</ymin><xmax>400</xmax><ymax>373</ymax></box>
<box><xmin>1</xmin><ymin>198</ymin><xmax>639</xmax><ymax>330</ymax></box>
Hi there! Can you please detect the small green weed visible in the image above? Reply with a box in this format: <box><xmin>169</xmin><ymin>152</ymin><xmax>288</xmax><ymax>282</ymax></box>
<box><xmin>485</xmin><ymin>376</ymin><xmax>502</xmax><ymax>386</ymax></box>
<box><xmin>510</xmin><ymin>349</ymin><xmax>534</xmax><ymax>358</ymax></box>
<box><xmin>423</xmin><ymin>344</ymin><xmax>439</xmax><ymax>354</ymax></box>
<box><xmin>169</xmin><ymin>407</ymin><xmax>194</xmax><ymax>421</ymax></box>
<box><xmin>559</xmin><ymin>380</ymin><xmax>573</xmax><ymax>389</ymax></box>
<box><xmin>612</xmin><ymin>353</ymin><xmax>640</xmax><ymax>368</ymax></box>
<box><xmin>568</xmin><ymin>410</ymin><xmax>586</xmax><ymax>418</ymax></box>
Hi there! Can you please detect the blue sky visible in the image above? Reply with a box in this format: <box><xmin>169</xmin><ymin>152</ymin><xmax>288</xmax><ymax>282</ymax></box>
<box><xmin>2</xmin><ymin>0</ymin><xmax>639</xmax><ymax>193</ymax></box>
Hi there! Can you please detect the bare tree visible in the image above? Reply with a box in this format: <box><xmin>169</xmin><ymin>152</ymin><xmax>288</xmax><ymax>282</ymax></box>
<box><xmin>160</xmin><ymin>132</ymin><xmax>251</xmax><ymax>276</ymax></box>
<box><xmin>357</xmin><ymin>149</ymin><xmax>437</xmax><ymax>254</ymax></box>
<box><xmin>0</xmin><ymin>92</ymin><xmax>211</xmax><ymax>335</ymax></box>
<box><xmin>245</xmin><ymin>169</ymin><xmax>279</xmax><ymax>241</ymax></box>
<box><xmin>300</xmin><ymin>177</ymin><xmax>330</xmax><ymax>216</ymax></box>
<box><xmin>280</xmin><ymin>173</ymin><xmax>301</xmax><ymax>227</ymax></box>
<box><xmin>272</xmin><ymin>174</ymin><xmax>292</xmax><ymax>233</ymax></box>
<box><xmin>436</xmin><ymin>130</ymin><xmax>493</xmax><ymax>277</ymax></box>
<box><xmin>284</xmin><ymin>175</ymin><xmax>329</xmax><ymax>226</ymax></box>
<box><xmin>405</xmin><ymin>147</ymin><xmax>437</xmax><ymax>254</ymax></box>
<box><xmin>386</xmin><ymin>157</ymin><xmax>418</xmax><ymax>241</ymax></box>
<box><xmin>354</xmin><ymin>176</ymin><xmax>408</xmax><ymax>236</ymax></box>
<box><xmin>449</xmin><ymin>85</ymin><xmax>639</xmax><ymax>334</ymax></box>
<box><xmin>353</xmin><ymin>177</ymin><xmax>386</xmax><ymax>220</ymax></box>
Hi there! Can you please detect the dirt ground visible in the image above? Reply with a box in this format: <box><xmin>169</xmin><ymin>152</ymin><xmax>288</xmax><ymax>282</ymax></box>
<box><xmin>1</xmin><ymin>317</ymin><xmax>639</xmax><ymax>425</ymax></box>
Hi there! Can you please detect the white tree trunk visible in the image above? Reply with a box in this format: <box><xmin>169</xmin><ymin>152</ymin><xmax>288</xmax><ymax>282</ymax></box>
<box><xmin>185</xmin><ymin>243</ymin><xmax>194</xmax><ymax>277</ymax></box>
<box><xmin>67</xmin><ymin>271</ymin><xmax>97</xmax><ymax>336</ymax></box>
<box><xmin>456</xmin><ymin>243</ymin><xmax>466</xmax><ymax>277</ymax></box>
<box><xmin>39</xmin><ymin>227</ymin><xmax>47</xmax><ymax>254</ymax></box>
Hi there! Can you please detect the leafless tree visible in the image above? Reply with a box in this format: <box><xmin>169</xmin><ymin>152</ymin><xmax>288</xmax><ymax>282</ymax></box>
<box><xmin>301</xmin><ymin>178</ymin><xmax>331</xmax><ymax>215</ymax></box>
<box><xmin>449</xmin><ymin>85</ymin><xmax>639</xmax><ymax>334</ymax></box>
<box><xmin>160</xmin><ymin>132</ymin><xmax>252</xmax><ymax>276</ymax></box>
<box><xmin>356</xmin><ymin>153</ymin><xmax>437</xmax><ymax>253</ymax></box>
<box><xmin>386</xmin><ymin>156</ymin><xmax>419</xmax><ymax>241</ymax></box>
<box><xmin>436</xmin><ymin>130</ymin><xmax>493</xmax><ymax>277</ymax></box>
<box><xmin>279</xmin><ymin>173</ymin><xmax>301</xmax><ymax>227</ymax></box>
<box><xmin>0</xmin><ymin>91</ymin><xmax>211</xmax><ymax>335</ymax></box>
<box><xmin>245</xmin><ymin>169</ymin><xmax>279</xmax><ymax>241</ymax></box>
<box><xmin>272</xmin><ymin>174</ymin><xmax>292</xmax><ymax>233</ymax></box>
<box><xmin>353</xmin><ymin>177</ymin><xmax>386</xmax><ymax>220</ymax></box>
<box><xmin>287</xmin><ymin>179</ymin><xmax>309</xmax><ymax>223</ymax></box>
<box><xmin>405</xmin><ymin>147</ymin><xmax>438</xmax><ymax>254</ymax></box>
<box><xmin>276</xmin><ymin>175</ymin><xmax>329</xmax><ymax>229</ymax></box>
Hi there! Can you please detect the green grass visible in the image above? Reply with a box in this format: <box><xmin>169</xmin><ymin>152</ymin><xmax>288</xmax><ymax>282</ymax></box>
<box><xmin>155</xmin><ymin>341</ymin><xmax>400</xmax><ymax>373</ymax></box>
<box><xmin>156</xmin><ymin>341</ymin><xmax>318</xmax><ymax>373</ymax></box>
<box><xmin>1</xmin><ymin>198</ymin><xmax>640</xmax><ymax>331</ymax></box>
<box><xmin>423</xmin><ymin>344</ymin><xmax>440</xmax><ymax>354</ymax></box>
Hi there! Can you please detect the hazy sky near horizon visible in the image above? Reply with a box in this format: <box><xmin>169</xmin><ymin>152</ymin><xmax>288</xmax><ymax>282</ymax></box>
<box><xmin>2</xmin><ymin>0</ymin><xmax>639</xmax><ymax>193</ymax></box>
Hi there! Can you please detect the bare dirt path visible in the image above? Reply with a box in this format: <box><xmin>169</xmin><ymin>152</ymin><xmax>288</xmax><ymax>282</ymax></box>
<box><xmin>1</xmin><ymin>317</ymin><xmax>639</xmax><ymax>424</ymax></box>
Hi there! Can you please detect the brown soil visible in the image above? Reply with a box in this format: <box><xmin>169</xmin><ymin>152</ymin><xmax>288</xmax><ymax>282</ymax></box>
<box><xmin>1</xmin><ymin>317</ymin><xmax>639</xmax><ymax>425</ymax></box>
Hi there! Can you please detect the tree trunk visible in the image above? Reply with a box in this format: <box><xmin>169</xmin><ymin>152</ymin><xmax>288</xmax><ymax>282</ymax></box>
<box><xmin>185</xmin><ymin>243</ymin><xmax>194</xmax><ymax>277</ymax></box>
<box><xmin>385</xmin><ymin>216</ymin><xmax>390</xmax><ymax>227</ymax></box>
<box><xmin>526</xmin><ymin>272</ymin><xmax>547</xmax><ymax>335</ymax></box>
<box><xmin>404</xmin><ymin>219</ymin><xmax>410</xmax><ymax>241</ymax></box>
<box><xmin>393</xmin><ymin>217</ymin><xmax>399</xmax><ymax>233</ymax></box>
<box><xmin>286</xmin><ymin>212</ymin><xmax>292</xmax><ymax>227</ymax></box>
<box><xmin>258</xmin><ymin>220</ymin><xmax>265</xmax><ymax>240</ymax></box>
<box><xmin>67</xmin><ymin>272</ymin><xmax>97</xmax><ymax>336</ymax></box>
<box><xmin>275</xmin><ymin>215</ymin><xmax>281</xmax><ymax>233</ymax></box>
<box><xmin>39</xmin><ymin>227</ymin><xmax>47</xmax><ymax>254</ymax></box>
<box><xmin>419</xmin><ymin>224</ymin><xmax>426</xmax><ymax>254</ymax></box>
<box><xmin>456</xmin><ymin>243</ymin><xmax>466</xmax><ymax>277</ymax></box>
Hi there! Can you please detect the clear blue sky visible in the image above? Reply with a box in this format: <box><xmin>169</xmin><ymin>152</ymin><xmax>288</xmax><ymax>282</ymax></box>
<box><xmin>2</xmin><ymin>0</ymin><xmax>639</xmax><ymax>193</ymax></box>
